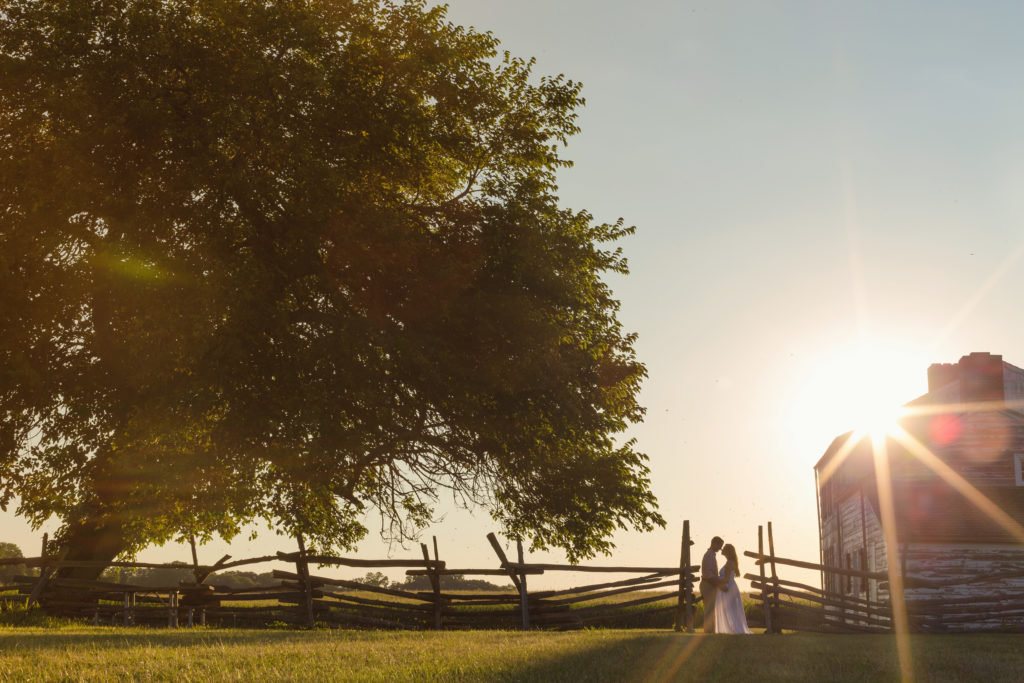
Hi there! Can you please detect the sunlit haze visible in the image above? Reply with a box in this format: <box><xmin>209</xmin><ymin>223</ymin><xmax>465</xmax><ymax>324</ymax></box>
<box><xmin>788</xmin><ymin>341</ymin><xmax>923</xmax><ymax>447</ymax></box>
<box><xmin>6</xmin><ymin>1</ymin><xmax>1024</xmax><ymax>592</ymax></box>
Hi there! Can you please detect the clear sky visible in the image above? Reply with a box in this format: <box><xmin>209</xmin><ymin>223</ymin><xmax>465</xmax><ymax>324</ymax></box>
<box><xmin>6</xmin><ymin>0</ymin><xmax>1024</xmax><ymax>589</ymax></box>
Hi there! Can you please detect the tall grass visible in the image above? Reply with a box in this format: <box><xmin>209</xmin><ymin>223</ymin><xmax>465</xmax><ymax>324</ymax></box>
<box><xmin>1</xmin><ymin>626</ymin><xmax>1021</xmax><ymax>682</ymax></box>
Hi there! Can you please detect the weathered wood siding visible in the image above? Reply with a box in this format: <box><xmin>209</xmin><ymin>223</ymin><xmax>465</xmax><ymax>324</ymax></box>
<box><xmin>902</xmin><ymin>543</ymin><xmax>1024</xmax><ymax>631</ymax></box>
<box><xmin>821</xmin><ymin>486</ymin><xmax>886</xmax><ymax>603</ymax></box>
<box><xmin>903</xmin><ymin>543</ymin><xmax>1024</xmax><ymax>596</ymax></box>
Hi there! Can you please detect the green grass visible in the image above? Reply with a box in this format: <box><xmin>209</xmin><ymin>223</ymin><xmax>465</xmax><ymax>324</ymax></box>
<box><xmin>0</xmin><ymin>626</ymin><xmax>1021</xmax><ymax>682</ymax></box>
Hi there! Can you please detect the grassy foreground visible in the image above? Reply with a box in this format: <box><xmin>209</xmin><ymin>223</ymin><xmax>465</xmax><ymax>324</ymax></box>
<box><xmin>2</xmin><ymin>627</ymin><xmax>1022</xmax><ymax>682</ymax></box>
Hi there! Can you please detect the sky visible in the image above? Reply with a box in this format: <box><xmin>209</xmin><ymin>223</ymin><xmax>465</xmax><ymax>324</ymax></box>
<box><xmin>7</xmin><ymin>0</ymin><xmax>1024</xmax><ymax>590</ymax></box>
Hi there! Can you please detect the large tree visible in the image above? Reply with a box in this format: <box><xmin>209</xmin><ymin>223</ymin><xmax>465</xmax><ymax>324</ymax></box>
<box><xmin>0</xmin><ymin>0</ymin><xmax>662</xmax><ymax>575</ymax></box>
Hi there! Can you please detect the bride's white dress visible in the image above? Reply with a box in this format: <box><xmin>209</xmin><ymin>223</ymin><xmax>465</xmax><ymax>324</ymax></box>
<box><xmin>713</xmin><ymin>566</ymin><xmax>752</xmax><ymax>634</ymax></box>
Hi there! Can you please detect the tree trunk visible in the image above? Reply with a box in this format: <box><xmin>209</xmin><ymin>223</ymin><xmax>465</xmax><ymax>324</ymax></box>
<box><xmin>56</xmin><ymin>517</ymin><xmax>127</xmax><ymax>580</ymax></box>
<box><xmin>55</xmin><ymin>446</ymin><xmax>137</xmax><ymax>583</ymax></box>
<box><xmin>42</xmin><ymin>516</ymin><xmax>127</xmax><ymax>614</ymax></box>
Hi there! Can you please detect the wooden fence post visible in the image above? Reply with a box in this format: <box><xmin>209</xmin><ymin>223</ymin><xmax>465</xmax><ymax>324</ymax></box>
<box><xmin>675</xmin><ymin>521</ymin><xmax>694</xmax><ymax>631</ymax></box>
<box><xmin>26</xmin><ymin>536</ymin><xmax>52</xmax><ymax>612</ymax></box>
<box><xmin>516</xmin><ymin>538</ymin><xmax>530</xmax><ymax>631</ymax></box>
<box><xmin>758</xmin><ymin>525</ymin><xmax>772</xmax><ymax>633</ymax></box>
<box><xmin>167</xmin><ymin>591</ymin><xmax>179</xmax><ymax>628</ymax></box>
<box><xmin>295</xmin><ymin>534</ymin><xmax>314</xmax><ymax>628</ymax></box>
<box><xmin>767</xmin><ymin>521</ymin><xmax>779</xmax><ymax>633</ymax></box>
<box><xmin>27</xmin><ymin>535</ymin><xmax>67</xmax><ymax>614</ymax></box>
<box><xmin>421</xmin><ymin>541</ymin><xmax>443</xmax><ymax>630</ymax></box>
<box><xmin>486</xmin><ymin>532</ymin><xmax>527</xmax><ymax>630</ymax></box>
<box><xmin>486</xmin><ymin>533</ymin><xmax>522</xmax><ymax>591</ymax></box>
<box><xmin>123</xmin><ymin>592</ymin><xmax>131</xmax><ymax>627</ymax></box>
<box><xmin>433</xmin><ymin>536</ymin><xmax>443</xmax><ymax>630</ymax></box>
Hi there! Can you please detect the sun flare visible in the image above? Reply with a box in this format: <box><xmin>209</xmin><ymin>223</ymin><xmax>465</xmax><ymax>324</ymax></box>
<box><xmin>790</xmin><ymin>341</ymin><xmax>924</xmax><ymax>446</ymax></box>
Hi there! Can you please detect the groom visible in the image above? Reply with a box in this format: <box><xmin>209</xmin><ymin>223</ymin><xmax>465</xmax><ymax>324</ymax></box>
<box><xmin>700</xmin><ymin>536</ymin><xmax>728</xmax><ymax>633</ymax></box>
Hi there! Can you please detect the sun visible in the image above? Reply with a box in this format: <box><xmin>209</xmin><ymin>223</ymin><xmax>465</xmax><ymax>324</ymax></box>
<box><xmin>789</xmin><ymin>341</ymin><xmax>924</xmax><ymax>447</ymax></box>
<box><xmin>849</xmin><ymin>384</ymin><xmax>908</xmax><ymax>441</ymax></box>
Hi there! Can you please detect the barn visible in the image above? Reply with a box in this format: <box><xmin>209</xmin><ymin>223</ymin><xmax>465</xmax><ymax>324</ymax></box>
<box><xmin>815</xmin><ymin>352</ymin><xmax>1024</xmax><ymax>630</ymax></box>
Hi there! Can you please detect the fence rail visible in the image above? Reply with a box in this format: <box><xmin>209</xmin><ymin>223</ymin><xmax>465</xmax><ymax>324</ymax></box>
<box><xmin>745</xmin><ymin>521</ymin><xmax>1024</xmax><ymax>634</ymax></box>
<box><xmin>8</xmin><ymin>520</ymin><xmax>1023</xmax><ymax>633</ymax></box>
<box><xmin>0</xmin><ymin>523</ymin><xmax>702</xmax><ymax>631</ymax></box>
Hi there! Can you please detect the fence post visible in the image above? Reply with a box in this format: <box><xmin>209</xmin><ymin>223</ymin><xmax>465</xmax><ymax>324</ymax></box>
<box><xmin>486</xmin><ymin>532</ymin><xmax>526</xmax><ymax>629</ymax></box>
<box><xmin>675</xmin><ymin>521</ymin><xmax>694</xmax><ymax>631</ymax></box>
<box><xmin>26</xmin><ymin>537</ymin><xmax>50</xmax><ymax>612</ymax></box>
<box><xmin>516</xmin><ymin>538</ymin><xmax>530</xmax><ymax>631</ymax></box>
<box><xmin>421</xmin><ymin>541</ymin><xmax>443</xmax><ymax>630</ymax></box>
<box><xmin>767</xmin><ymin>521</ymin><xmax>780</xmax><ymax>633</ymax></box>
<box><xmin>433</xmin><ymin>536</ymin><xmax>444</xmax><ymax>630</ymax></box>
<box><xmin>167</xmin><ymin>591</ymin><xmax>178</xmax><ymax>628</ymax></box>
<box><xmin>123</xmin><ymin>592</ymin><xmax>131</xmax><ymax>627</ymax></box>
<box><xmin>758</xmin><ymin>525</ymin><xmax>772</xmax><ymax>633</ymax></box>
<box><xmin>295</xmin><ymin>534</ymin><xmax>314</xmax><ymax>628</ymax></box>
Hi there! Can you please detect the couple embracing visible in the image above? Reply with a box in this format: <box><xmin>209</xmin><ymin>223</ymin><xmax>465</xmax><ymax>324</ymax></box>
<box><xmin>699</xmin><ymin>536</ymin><xmax>752</xmax><ymax>634</ymax></box>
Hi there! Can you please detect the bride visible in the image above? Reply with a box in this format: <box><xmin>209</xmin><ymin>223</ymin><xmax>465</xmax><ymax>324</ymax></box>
<box><xmin>714</xmin><ymin>544</ymin><xmax>753</xmax><ymax>634</ymax></box>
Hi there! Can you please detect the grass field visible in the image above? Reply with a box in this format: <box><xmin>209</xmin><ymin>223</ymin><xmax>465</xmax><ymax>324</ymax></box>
<box><xmin>0</xmin><ymin>626</ymin><xmax>1021</xmax><ymax>682</ymax></box>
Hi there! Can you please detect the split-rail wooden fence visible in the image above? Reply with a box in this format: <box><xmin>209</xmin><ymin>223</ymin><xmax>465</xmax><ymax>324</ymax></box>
<box><xmin>0</xmin><ymin>524</ymin><xmax>702</xmax><ymax>631</ymax></box>
<box><xmin>748</xmin><ymin>522</ymin><xmax>1024</xmax><ymax>634</ymax></box>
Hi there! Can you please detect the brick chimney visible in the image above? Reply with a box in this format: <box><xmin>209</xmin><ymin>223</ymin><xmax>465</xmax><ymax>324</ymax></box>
<box><xmin>927</xmin><ymin>363</ymin><xmax>958</xmax><ymax>392</ymax></box>
<box><xmin>958</xmin><ymin>352</ymin><xmax>1005</xmax><ymax>406</ymax></box>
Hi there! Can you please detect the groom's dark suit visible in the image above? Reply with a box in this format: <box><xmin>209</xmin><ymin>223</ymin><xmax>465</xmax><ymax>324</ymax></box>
<box><xmin>700</xmin><ymin>546</ymin><xmax>719</xmax><ymax>633</ymax></box>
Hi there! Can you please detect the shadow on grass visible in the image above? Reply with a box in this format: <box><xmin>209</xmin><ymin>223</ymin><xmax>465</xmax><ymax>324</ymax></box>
<box><xmin>4</xmin><ymin>626</ymin><xmax>1024</xmax><ymax>682</ymax></box>
<box><xmin>481</xmin><ymin>632</ymin><xmax>733</xmax><ymax>683</ymax></box>
<box><xmin>484</xmin><ymin>631</ymin><xmax>1024</xmax><ymax>683</ymax></box>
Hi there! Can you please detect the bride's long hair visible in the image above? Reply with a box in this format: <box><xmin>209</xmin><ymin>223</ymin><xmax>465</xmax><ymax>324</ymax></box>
<box><xmin>722</xmin><ymin>543</ymin><xmax>739</xmax><ymax>572</ymax></box>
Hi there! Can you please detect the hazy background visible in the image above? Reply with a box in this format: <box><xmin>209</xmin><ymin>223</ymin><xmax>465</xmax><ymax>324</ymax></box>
<box><xmin>6</xmin><ymin>0</ymin><xmax>1024</xmax><ymax>589</ymax></box>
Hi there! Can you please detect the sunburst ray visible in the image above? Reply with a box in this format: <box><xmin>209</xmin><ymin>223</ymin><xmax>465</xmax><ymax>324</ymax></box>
<box><xmin>889</xmin><ymin>427</ymin><xmax>1024</xmax><ymax>544</ymax></box>
<box><xmin>870</xmin><ymin>434</ymin><xmax>915</xmax><ymax>683</ymax></box>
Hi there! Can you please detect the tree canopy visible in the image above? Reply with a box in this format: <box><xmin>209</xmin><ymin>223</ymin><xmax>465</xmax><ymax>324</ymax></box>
<box><xmin>0</xmin><ymin>0</ymin><xmax>662</xmax><ymax>567</ymax></box>
<box><xmin>0</xmin><ymin>541</ymin><xmax>28</xmax><ymax>584</ymax></box>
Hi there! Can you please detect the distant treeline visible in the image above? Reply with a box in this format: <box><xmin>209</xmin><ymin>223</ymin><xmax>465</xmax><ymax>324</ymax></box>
<box><xmin>99</xmin><ymin>564</ymin><xmax>278</xmax><ymax>589</ymax></box>
<box><xmin>3</xmin><ymin>542</ymin><xmax>511</xmax><ymax>593</ymax></box>
<box><xmin>362</xmin><ymin>570</ymin><xmax>511</xmax><ymax>592</ymax></box>
<box><xmin>101</xmin><ymin>566</ymin><xmax>511</xmax><ymax>592</ymax></box>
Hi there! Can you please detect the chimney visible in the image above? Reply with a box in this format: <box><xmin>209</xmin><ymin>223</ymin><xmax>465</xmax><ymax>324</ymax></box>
<box><xmin>927</xmin><ymin>363</ymin><xmax>958</xmax><ymax>392</ymax></box>
<box><xmin>958</xmin><ymin>352</ymin><xmax>1005</xmax><ymax>406</ymax></box>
